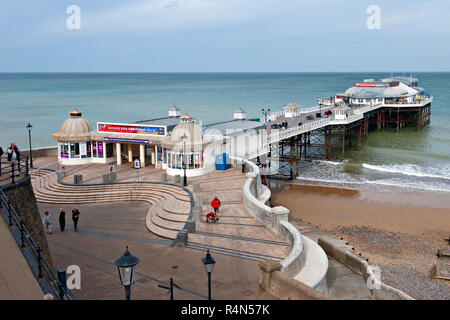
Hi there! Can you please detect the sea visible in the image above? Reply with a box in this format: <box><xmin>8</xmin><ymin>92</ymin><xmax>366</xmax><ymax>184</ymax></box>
<box><xmin>1</xmin><ymin>72</ymin><xmax>449</xmax><ymax>193</ymax></box>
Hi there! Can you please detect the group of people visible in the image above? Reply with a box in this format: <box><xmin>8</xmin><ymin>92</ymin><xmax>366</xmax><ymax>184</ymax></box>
<box><xmin>271</xmin><ymin>121</ymin><xmax>289</xmax><ymax>129</ymax></box>
<box><xmin>0</xmin><ymin>142</ymin><xmax>21</xmax><ymax>176</ymax></box>
<box><xmin>206</xmin><ymin>196</ymin><xmax>221</xmax><ymax>223</ymax></box>
<box><xmin>42</xmin><ymin>207</ymin><xmax>80</xmax><ymax>234</ymax></box>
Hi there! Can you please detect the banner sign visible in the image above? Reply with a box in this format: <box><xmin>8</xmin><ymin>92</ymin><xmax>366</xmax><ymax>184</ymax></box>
<box><xmin>104</xmin><ymin>137</ymin><xmax>149</xmax><ymax>144</ymax></box>
<box><xmin>97</xmin><ymin>122</ymin><xmax>166</xmax><ymax>136</ymax></box>
<box><xmin>355</xmin><ymin>83</ymin><xmax>388</xmax><ymax>87</ymax></box>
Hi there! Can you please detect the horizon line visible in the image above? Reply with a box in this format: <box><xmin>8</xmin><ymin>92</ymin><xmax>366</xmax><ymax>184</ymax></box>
<box><xmin>1</xmin><ymin>71</ymin><xmax>449</xmax><ymax>74</ymax></box>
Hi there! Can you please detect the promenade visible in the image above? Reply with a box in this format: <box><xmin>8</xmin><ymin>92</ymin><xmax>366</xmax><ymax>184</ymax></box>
<box><xmin>30</xmin><ymin>155</ymin><xmax>378</xmax><ymax>300</ymax></box>
<box><xmin>33</xmin><ymin>157</ymin><xmax>289</xmax><ymax>299</ymax></box>
<box><xmin>0</xmin><ymin>217</ymin><xmax>43</xmax><ymax>299</ymax></box>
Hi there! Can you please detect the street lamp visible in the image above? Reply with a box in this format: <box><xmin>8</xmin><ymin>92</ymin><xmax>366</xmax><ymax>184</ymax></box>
<box><xmin>114</xmin><ymin>245</ymin><xmax>140</xmax><ymax>300</ymax></box>
<box><xmin>26</xmin><ymin>122</ymin><xmax>33</xmax><ymax>168</ymax></box>
<box><xmin>181</xmin><ymin>133</ymin><xmax>188</xmax><ymax>186</ymax></box>
<box><xmin>202</xmin><ymin>249</ymin><xmax>216</xmax><ymax>300</ymax></box>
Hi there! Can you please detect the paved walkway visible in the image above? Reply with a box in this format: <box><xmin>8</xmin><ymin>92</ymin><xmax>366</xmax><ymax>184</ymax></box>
<box><xmin>38</xmin><ymin>201</ymin><xmax>275</xmax><ymax>300</ymax></box>
<box><xmin>32</xmin><ymin>157</ymin><xmax>283</xmax><ymax>299</ymax></box>
<box><xmin>0</xmin><ymin>214</ymin><xmax>43</xmax><ymax>299</ymax></box>
<box><xmin>189</xmin><ymin>170</ymin><xmax>290</xmax><ymax>262</ymax></box>
<box><xmin>31</xmin><ymin>156</ymin><xmax>372</xmax><ymax>300</ymax></box>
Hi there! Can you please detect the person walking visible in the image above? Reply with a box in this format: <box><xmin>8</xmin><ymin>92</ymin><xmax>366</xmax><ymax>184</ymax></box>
<box><xmin>211</xmin><ymin>196</ymin><xmax>221</xmax><ymax>221</ymax></box>
<box><xmin>43</xmin><ymin>211</ymin><xmax>52</xmax><ymax>234</ymax></box>
<box><xmin>58</xmin><ymin>208</ymin><xmax>66</xmax><ymax>232</ymax></box>
<box><xmin>7</xmin><ymin>142</ymin><xmax>20</xmax><ymax>176</ymax></box>
<box><xmin>72</xmin><ymin>207</ymin><xmax>80</xmax><ymax>232</ymax></box>
<box><xmin>0</xmin><ymin>146</ymin><xmax>4</xmax><ymax>176</ymax></box>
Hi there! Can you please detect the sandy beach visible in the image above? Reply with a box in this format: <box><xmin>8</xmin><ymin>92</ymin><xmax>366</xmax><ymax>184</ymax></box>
<box><xmin>270</xmin><ymin>181</ymin><xmax>450</xmax><ymax>300</ymax></box>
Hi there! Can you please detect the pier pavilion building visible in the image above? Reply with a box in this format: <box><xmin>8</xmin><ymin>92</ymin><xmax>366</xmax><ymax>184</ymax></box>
<box><xmin>52</xmin><ymin>107</ymin><xmax>267</xmax><ymax>177</ymax></box>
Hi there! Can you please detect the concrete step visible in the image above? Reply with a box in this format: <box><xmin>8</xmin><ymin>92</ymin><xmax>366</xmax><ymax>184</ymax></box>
<box><xmin>156</xmin><ymin>208</ymin><xmax>189</xmax><ymax>222</ymax></box>
<box><xmin>294</xmin><ymin>236</ymin><xmax>329</xmax><ymax>293</ymax></box>
<box><xmin>145</xmin><ymin>204</ymin><xmax>178</xmax><ymax>239</ymax></box>
<box><xmin>151</xmin><ymin>213</ymin><xmax>186</xmax><ymax>231</ymax></box>
<box><xmin>34</xmin><ymin>184</ymin><xmax>190</xmax><ymax>206</ymax></box>
<box><xmin>42</xmin><ymin>184</ymin><xmax>189</xmax><ymax>201</ymax></box>
<box><xmin>162</xmin><ymin>198</ymin><xmax>190</xmax><ymax>215</ymax></box>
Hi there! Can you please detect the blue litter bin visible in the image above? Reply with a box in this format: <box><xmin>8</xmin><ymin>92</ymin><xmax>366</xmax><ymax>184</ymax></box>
<box><xmin>215</xmin><ymin>153</ymin><xmax>230</xmax><ymax>171</ymax></box>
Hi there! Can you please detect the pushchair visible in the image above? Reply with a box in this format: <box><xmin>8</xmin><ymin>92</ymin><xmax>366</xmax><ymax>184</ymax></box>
<box><xmin>206</xmin><ymin>211</ymin><xmax>218</xmax><ymax>223</ymax></box>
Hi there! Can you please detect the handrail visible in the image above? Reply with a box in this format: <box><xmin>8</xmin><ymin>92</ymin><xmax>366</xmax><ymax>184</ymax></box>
<box><xmin>0</xmin><ymin>172</ymin><xmax>72</xmax><ymax>300</ymax></box>
<box><xmin>0</xmin><ymin>156</ymin><xmax>29</xmax><ymax>185</ymax></box>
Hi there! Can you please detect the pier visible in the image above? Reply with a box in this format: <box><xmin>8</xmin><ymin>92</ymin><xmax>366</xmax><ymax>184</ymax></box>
<box><xmin>244</xmin><ymin>96</ymin><xmax>432</xmax><ymax>179</ymax></box>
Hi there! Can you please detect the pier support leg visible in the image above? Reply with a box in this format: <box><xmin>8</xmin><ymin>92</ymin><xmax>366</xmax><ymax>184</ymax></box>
<box><xmin>377</xmin><ymin>111</ymin><xmax>381</xmax><ymax>132</ymax></box>
<box><xmin>303</xmin><ymin>134</ymin><xmax>307</xmax><ymax>158</ymax></box>
<box><xmin>358</xmin><ymin>126</ymin><xmax>361</xmax><ymax>151</ymax></box>
<box><xmin>349</xmin><ymin>128</ymin><xmax>352</xmax><ymax>148</ymax></box>
<box><xmin>342</xmin><ymin>130</ymin><xmax>345</xmax><ymax>161</ymax></box>
<box><xmin>328</xmin><ymin>130</ymin><xmax>331</xmax><ymax>160</ymax></box>
<box><xmin>418</xmin><ymin>108</ymin><xmax>422</xmax><ymax>131</ymax></box>
<box><xmin>289</xmin><ymin>139</ymin><xmax>294</xmax><ymax>180</ymax></box>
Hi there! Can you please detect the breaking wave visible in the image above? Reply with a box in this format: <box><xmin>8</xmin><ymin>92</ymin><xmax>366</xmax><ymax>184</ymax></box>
<box><xmin>362</xmin><ymin>163</ymin><xmax>450</xmax><ymax>181</ymax></box>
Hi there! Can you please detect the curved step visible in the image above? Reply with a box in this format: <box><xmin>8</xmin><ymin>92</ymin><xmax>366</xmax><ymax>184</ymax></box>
<box><xmin>156</xmin><ymin>208</ymin><xmax>189</xmax><ymax>222</ymax></box>
<box><xmin>37</xmin><ymin>184</ymin><xmax>190</xmax><ymax>203</ymax></box>
<box><xmin>162</xmin><ymin>198</ymin><xmax>190</xmax><ymax>215</ymax></box>
<box><xmin>294</xmin><ymin>236</ymin><xmax>329</xmax><ymax>294</ymax></box>
<box><xmin>44</xmin><ymin>182</ymin><xmax>190</xmax><ymax>198</ymax></box>
<box><xmin>151</xmin><ymin>213</ymin><xmax>186</xmax><ymax>231</ymax></box>
<box><xmin>145</xmin><ymin>204</ymin><xmax>178</xmax><ymax>239</ymax></box>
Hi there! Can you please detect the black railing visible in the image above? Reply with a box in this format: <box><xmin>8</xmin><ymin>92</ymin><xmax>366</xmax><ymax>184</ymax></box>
<box><xmin>0</xmin><ymin>154</ymin><xmax>29</xmax><ymax>185</ymax></box>
<box><xmin>0</xmin><ymin>174</ymin><xmax>72</xmax><ymax>300</ymax></box>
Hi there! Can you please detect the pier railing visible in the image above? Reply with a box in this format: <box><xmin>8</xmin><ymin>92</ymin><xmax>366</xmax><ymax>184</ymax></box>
<box><xmin>352</xmin><ymin>102</ymin><xmax>383</xmax><ymax>115</ymax></box>
<box><xmin>383</xmin><ymin>97</ymin><xmax>432</xmax><ymax>106</ymax></box>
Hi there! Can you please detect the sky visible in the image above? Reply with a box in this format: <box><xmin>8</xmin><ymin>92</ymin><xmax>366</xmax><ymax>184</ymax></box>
<box><xmin>0</xmin><ymin>0</ymin><xmax>449</xmax><ymax>72</ymax></box>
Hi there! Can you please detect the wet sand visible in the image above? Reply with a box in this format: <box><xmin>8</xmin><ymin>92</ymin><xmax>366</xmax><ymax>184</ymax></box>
<box><xmin>270</xmin><ymin>182</ymin><xmax>450</xmax><ymax>300</ymax></box>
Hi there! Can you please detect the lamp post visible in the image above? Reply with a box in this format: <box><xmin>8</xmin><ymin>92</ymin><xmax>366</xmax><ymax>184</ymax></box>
<box><xmin>114</xmin><ymin>245</ymin><xmax>140</xmax><ymax>300</ymax></box>
<box><xmin>202</xmin><ymin>249</ymin><xmax>216</xmax><ymax>300</ymax></box>
<box><xmin>182</xmin><ymin>133</ymin><xmax>187</xmax><ymax>187</ymax></box>
<box><xmin>26</xmin><ymin>122</ymin><xmax>33</xmax><ymax>168</ymax></box>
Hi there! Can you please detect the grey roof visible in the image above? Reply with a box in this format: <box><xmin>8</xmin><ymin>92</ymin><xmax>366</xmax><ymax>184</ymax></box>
<box><xmin>169</xmin><ymin>105</ymin><xmax>180</xmax><ymax>111</ymax></box>
<box><xmin>234</xmin><ymin>107</ymin><xmax>245</xmax><ymax>114</ymax></box>
<box><xmin>346</xmin><ymin>87</ymin><xmax>385</xmax><ymax>98</ymax></box>
<box><xmin>391</xmin><ymin>76</ymin><xmax>418</xmax><ymax>86</ymax></box>
<box><xmin>203</xmin><ymin>119</ymin><xmax>264</xmax><ymax>136</ymax></box>
<box><xmin>135</xmin><ymin>116</ymin><xmax>181</xmax><ymax>128</ymax></box>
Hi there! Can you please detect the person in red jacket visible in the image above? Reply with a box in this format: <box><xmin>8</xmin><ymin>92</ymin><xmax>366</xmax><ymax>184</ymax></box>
<box><xmin>211</xmin><ymin>196</ymin><xmax>221</xmax><ymax>219</ymax></box>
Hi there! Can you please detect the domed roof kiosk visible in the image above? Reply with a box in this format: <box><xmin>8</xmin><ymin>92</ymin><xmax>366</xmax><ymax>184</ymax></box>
<box><xmin>53</xmin><ymin>109</ymin><xmax>107</xmax><ymax>165</ymax></box>
<box><xmin>161</xmin><ymin>113</ymin><xmax>213</xmax><ymax>177</ymax></box>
